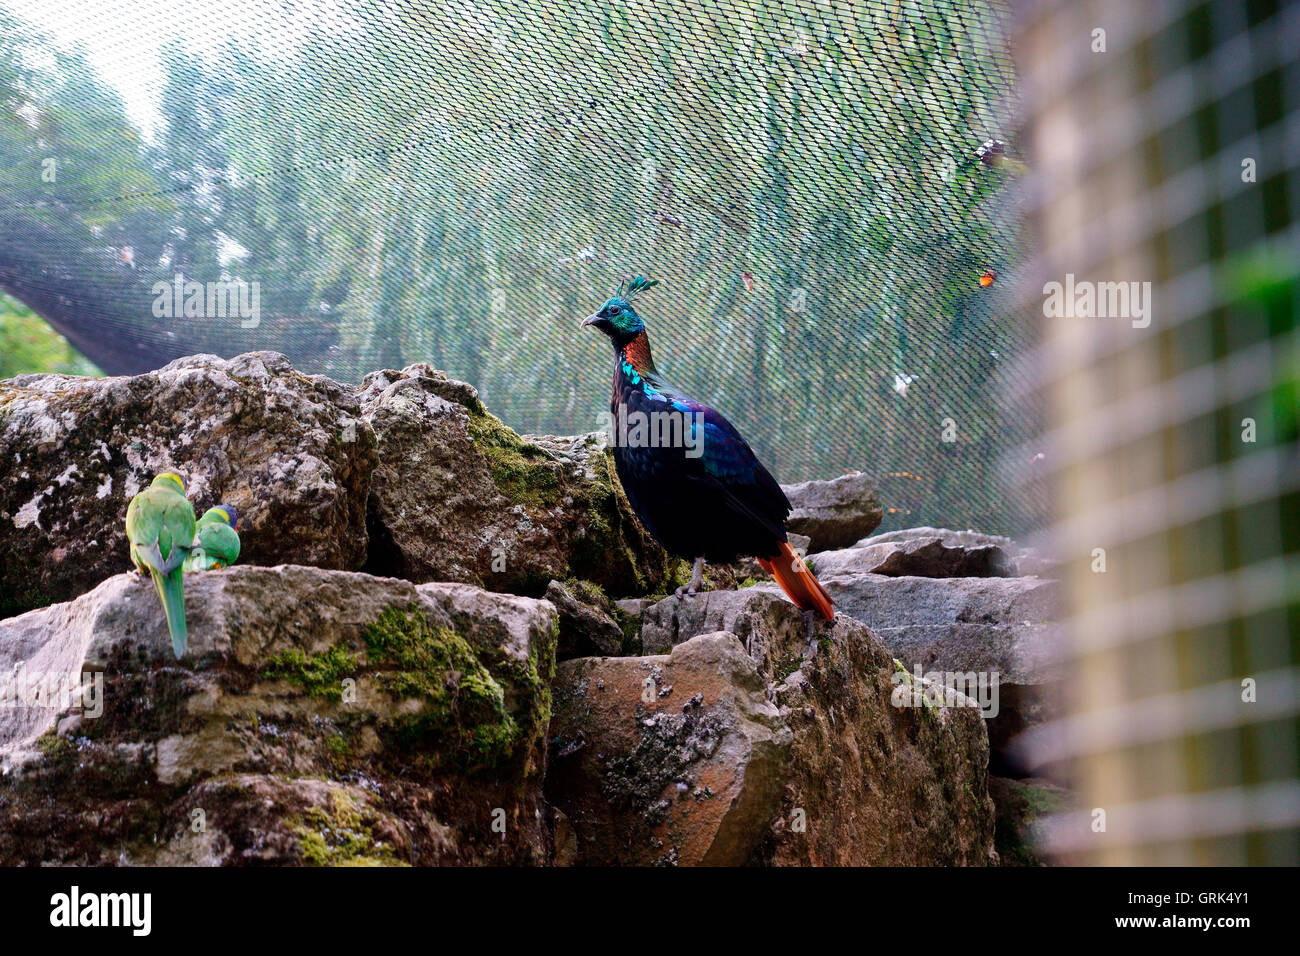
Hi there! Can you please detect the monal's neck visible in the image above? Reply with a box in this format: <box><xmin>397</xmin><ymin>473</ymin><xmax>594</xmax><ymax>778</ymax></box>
<box><xmin>618</xmin><ymin>331</ymin><xmax>656</xmax><ymax>375</ymax></box>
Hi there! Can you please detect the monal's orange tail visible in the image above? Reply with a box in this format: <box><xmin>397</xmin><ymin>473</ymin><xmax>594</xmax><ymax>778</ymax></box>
<box><xmin>758</xmin><ymin>541</ymin><xmax>835</xmax><ymax>621</ymax></box>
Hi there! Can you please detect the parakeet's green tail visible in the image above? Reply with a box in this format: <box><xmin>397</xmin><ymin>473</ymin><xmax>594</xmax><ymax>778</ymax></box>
<box><xmin>152</xmin><ymin>567</ymin><xmax>187</xmax><ymax>658</ymax></box>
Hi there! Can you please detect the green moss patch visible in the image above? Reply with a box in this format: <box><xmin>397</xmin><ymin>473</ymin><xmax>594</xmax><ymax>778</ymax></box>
<box><xmin>363</xmin><ymin>606</ymin><xmax>519</xmax><ymax>772</ymax></box>
<box><xmin>35</xmin><ymin>730</ymin><xmax>75</xmax><ymax>765</ymax></box>
<box><xmin>262</xmin><ymin>645</ymin><xmax>359</xmax><ymax>701</ymax></box>
<box><xmin>466</xmin><ymin>409</ymin><xmax>562</xmax><ymax>510</ymax></box>
<box><xmin>293</xmin><ymin>790</ymin><xmax>405</xmax><ymax>867</ymax></box>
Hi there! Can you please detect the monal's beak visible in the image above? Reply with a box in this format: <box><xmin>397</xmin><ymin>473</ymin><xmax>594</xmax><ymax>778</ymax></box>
<box><xmin>579</xmin><ymin>313</ymin><xmax>600</xmax><ymax>329</ymax></box>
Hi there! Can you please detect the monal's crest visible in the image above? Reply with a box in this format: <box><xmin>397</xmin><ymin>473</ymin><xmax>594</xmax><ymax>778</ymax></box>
<box><xmin>615</xmin><ymin>275</ymin><xmax>659</xmax><ymax>303</ymax></box>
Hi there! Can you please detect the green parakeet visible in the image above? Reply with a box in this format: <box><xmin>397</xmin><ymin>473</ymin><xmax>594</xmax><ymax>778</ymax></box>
<box><xmin>125</xmin><ymin>471</ymin><xmax>196</xmax><ymax>658</ymax></box>
<box><xmin>184</xmin><ymin>505</ymin><xmax>241</xmax><ymax>572</ymax></box>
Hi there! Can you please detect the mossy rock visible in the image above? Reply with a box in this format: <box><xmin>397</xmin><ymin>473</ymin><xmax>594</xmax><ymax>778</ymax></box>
<box><xmin>262</xmin><ymin>645</ymin><xmax>360</xmax><ymax>701</ymax></box>
<box><xmin>467</xmin><ymin>409</ymin><xmax>564</xmax><ymax>511</ymax></box>
<box><xmin>361</xmin><ymin>605</ymin><xmax>520</xmax><ymax>773</ymax></box>
<box><xmin>293</xmin><ymin>790</ymin><xmax>408</xmax><ymax>867</ymax></box>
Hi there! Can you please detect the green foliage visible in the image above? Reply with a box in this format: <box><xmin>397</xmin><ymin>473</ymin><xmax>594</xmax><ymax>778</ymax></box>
<box><xmin>1219</xmin><ymin>248</ymin><xmax>1299</xmax><ymax>444</ymax></box>
<box><xmin>0</xmin><ymin>11</ymin><xmax>178</xmax><ymax>372</ymax></box>
<box><xmin>1220</xmin><ymin>248</ymin><xmax>1299</xmax><ymax>309</ymax></box>
<box><xmin>0</xmin><ymin>295</ymin><xmax>99</xmax><ymax>378</ymax></box>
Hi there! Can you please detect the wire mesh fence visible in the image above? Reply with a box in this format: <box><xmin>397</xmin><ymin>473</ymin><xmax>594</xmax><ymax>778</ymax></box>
<box><xmin>0</xmin><ymin>0</ymin><xmax>1037</xmax><ymax>533</ymax></box>
<box><xmin>1010</xmin><ymin>0</ymin><xmax>1299</xmax><ymax>865</ymax></box>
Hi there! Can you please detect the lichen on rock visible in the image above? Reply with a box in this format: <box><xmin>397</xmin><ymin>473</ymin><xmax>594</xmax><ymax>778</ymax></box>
<box><xmin>358</xmin><ymin>362</ymin><xmax>677</xmax><ymax>597</ymax></box>
<box><xmin>0</xmin><ymin>566</ymin><xmax>558</xmax><ymax>865</ymax></box>
<box><xmin>0</xmin><ymin>352</ymin><xmax>377</xmax><ymax>617</ymax></box>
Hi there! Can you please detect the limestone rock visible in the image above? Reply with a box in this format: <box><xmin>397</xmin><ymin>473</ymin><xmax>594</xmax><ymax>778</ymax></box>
<box><xmin>0</xmin><ymin>565</ymin><xmax>557</xmax><ymax>866</ymax></box>
<box><xmin>763</xmin><ymin>614</ymin><xmax>997</xmax><ymax>866</ymax></box>
<box><xmin>846</xmin><ymin>527</ymin><xmax>1061</xmax><ymax>579</ymax></box>
<box><xmin>359</xmin><ymin>363</ymin><xmax>675</xmax><ymax>597</ymax></box>
<box><xmin>816</xmin><ymin>527</ymin><xmax>1019</xmax><ymax>578</ymax></box>
<box><xmin>0</xmin><ymin>352</ymin><xmax>377</xmax><ymax>617</ymax></box>
<box><xmin>552</xmin><ymin>588</ymin><xmax>996</xmax><ymax>866</ymax></box>
<box><xmin>780</xmin><ymin>472</ymin><xmax>882</xmax><ymax>552</ymax></box>
<box><xmin>546</xmin><ymin>579</ymin><xmax>626</xmax><ymax>660</ymax></box>
<box><xmin>546</xmin><ymin>632</ymin><xmax>793</xmax><ymax>866</ymax></box>
<box><xmin>812</xmin><ymin>574</ymin><xmax>1062</xmax><ymax>681</ymax></box>
<box><xmin>640</xmin><ymin>584</ymin><xmax>808</xmax><ymax>667</ymax></box>
<box><xmin>816</xmin><ymin>571</ymin><xmax>1064</xmax><ymax>775</ymax></box>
